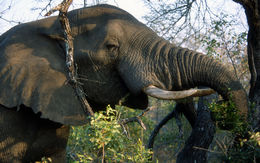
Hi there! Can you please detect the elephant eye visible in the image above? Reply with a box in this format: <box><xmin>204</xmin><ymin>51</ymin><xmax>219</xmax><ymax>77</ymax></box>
<box><xmin>106</xmin><ymin>44</ymin><xmax>118</xmax><ymax>52</ymax></box>
<box><xmin>106</xmin><ymin>39</ymin><xmax>119</xmax><ymax>52</ymax></box>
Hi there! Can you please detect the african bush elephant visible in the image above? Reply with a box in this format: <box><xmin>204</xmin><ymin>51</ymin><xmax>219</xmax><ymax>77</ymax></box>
<box><xmin>0</xmin><ymin>4</ymin><xmax>248</xmax><ymax>162</ymax></box>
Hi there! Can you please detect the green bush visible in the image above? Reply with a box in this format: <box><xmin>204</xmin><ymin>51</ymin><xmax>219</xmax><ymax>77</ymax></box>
<box><xmin>209</xmin><ymin>99</ymin><xmax>247</xmax><ymax>133</ymax></box>
<box><xmin>209</xmin><ymin>100</ymin><xmax>260</xmax><ymax>162</ymax></box>
<box><xmin>66</xmin><ymin>105</ymin><xmax>153</xmax><ymax>162</ymax></box>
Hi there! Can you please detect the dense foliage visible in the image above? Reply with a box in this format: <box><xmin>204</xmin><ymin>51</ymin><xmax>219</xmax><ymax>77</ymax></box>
<box><xmin>209</xmin><ymin>100</ymin><xmax>260</xmax><ymax>162</ymax></box>
<box><xmin>66</xmin><ymin>106</ymin><xmax>153</xmax><ymax>162</ymax></box>
<box><xmin>66</xmin><ymin>100</ymin><xmax>194</xmax><ymax>162</ymax></box>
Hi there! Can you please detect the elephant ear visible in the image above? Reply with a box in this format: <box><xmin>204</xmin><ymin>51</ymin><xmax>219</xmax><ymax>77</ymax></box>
<box><xmin>0</xmin><ymin>25</ymin><xmax>87</xmax><ymax>125</ymax></box>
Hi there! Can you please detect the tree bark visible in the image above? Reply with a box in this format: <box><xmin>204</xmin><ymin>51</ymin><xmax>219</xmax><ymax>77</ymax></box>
<box><xmin>45</xmin><ymin>0</ymin><xmax>94</xmax><ymax>117</ymax></box>
<box><xmin>176</xmin><ymin>94</ymin><xmax>217</xmax><ymax>163</ymax></box>
<box><xmin>233</xmin><ymin>0</ymin><xmax>260</xmax><ymax>129</ymax></box>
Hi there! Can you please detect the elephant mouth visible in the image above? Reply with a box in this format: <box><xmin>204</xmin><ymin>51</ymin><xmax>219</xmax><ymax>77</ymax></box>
<box><xmin>143</xmin><ymin>85</ymin><xmax>215</xmax><ymax>100</ymax></box>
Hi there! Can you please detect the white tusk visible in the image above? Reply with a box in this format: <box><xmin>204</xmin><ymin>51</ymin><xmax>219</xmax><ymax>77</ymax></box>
<box><xmin>143</xmin><ymin>85</ymin><xmax>215</xmax><ymax>100</ymax></box>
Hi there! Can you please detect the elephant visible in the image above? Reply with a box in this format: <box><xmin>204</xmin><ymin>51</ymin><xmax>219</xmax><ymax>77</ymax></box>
<box><xmin>0</xmin><ymin>4</ymin><xmax>248</xmax><ymax>162</ymax></box>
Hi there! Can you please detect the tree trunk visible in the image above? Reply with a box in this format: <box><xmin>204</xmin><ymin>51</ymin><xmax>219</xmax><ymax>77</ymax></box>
<box><xmin>233</xmin><ymin>0</ymin><xmax>260</xmax><ymax>129</ymax></box>
<box><xmin>176</xmin><ymin>92</ymin><xmax>217</xmax><ymax>163</ymax></box>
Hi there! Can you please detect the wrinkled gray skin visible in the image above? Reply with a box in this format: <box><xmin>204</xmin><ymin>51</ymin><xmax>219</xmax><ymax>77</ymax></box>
<box><xmin>0</xmin><ymin>4</ymin><xmax>247</xmax><ymax>162</ymax></box>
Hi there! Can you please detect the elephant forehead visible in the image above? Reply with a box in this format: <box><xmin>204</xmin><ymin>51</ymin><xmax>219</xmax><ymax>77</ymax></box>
<box><xmin>105</xmin><ymin>19</ymin><xmax>140</xmax><ymax>39</ymax></box>
<box><xmin>71</xmin><ymin>23</ymin><xmax>97</xmax><ymax>35</ymax></box>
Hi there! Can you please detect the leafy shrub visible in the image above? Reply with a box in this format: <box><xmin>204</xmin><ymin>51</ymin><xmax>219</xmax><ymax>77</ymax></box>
<box><xmin>209</xmin><ymin>100</ymin><xmax>260</xmax><ymax>162</ymax></box>
<box><xmin>209</xmin><ymin>99</ymin><xmax>247</xmax><ymax>133</ymax></box>
<box><xmin>66</xmin><ymin>105</ymin><xmax>153</xmax><ymax>162</ymax></box>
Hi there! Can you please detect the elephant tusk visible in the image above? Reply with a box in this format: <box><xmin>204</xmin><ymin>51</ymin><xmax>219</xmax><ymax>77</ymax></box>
<box><xmin>143</xmin><ymin>85</ymin><xmax>215</xmax><ymax>100</ymax></box>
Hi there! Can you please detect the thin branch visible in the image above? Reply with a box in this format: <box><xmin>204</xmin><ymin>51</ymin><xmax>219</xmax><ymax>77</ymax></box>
<box><xmin>0</xmin><ymin>16</ymin><xmax>21</xmax><ymax>24</ymax></box>
<box><xmin>45</xmin><ymin>0</ymin><xmax>94</xmax><ymax>117</ymax></box>
<box><xmin>32</xmin><ymin>0</ymin><xmax>54</xmax><ymax>18</ymax></box>
<box><xmin>119</xmin><ymin>106</ymin><xmax>156</xmax><ymax>137</ymax></box>
<box><xmin>192</xmin><ymin>146</ymin><xmax>222</xmax><ymax>154</ymax></box>
<box><xmin>223</xmin><ymin>39</ymin><xmax>240</xmax><ymax>80</ymax></box>
<box><xmin>147</xmin><ymin>106</ymin><xmax>183</xmax><ymax>149</ymax></box>
<box><xmin>0</xmin><ymin>0</ymin><xmax>13</xmax><ymax>15</ymax></box>
<box><xmin>45</xmin><ymin>0</ymin><xmax>68</xmax><ymax>16</ymax></box>
<box><xmin>0</xmin><ymin>0</ymin><xmax>21</xmax><ymax>24</ymax></box>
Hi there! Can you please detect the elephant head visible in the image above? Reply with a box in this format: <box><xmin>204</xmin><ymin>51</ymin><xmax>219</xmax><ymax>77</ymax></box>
<box><xmin>0</xmin><ymin>4</ymin><xmax>248</xmax><ymax>125</ymax></box>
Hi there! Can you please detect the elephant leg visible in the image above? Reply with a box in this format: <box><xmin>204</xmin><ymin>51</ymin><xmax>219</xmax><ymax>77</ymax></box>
<box><xmin>0</xmin><ymin>105</ymin><xmax>70</xmax><ymax>163</ymax></box>
<box><xmin>25</xmin><ymin>122</ymin><xmax>70</xmax><ymax>163</ymax></box>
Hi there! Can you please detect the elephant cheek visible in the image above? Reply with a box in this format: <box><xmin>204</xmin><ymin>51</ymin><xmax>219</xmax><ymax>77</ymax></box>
<box><xmin>117</xmin><ymin>60</ymin><xmax>156</xmax><ymax>94</ymax></box>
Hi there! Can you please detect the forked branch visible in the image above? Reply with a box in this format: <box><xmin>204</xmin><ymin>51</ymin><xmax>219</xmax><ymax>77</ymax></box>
<box><xmin>119</xmin><ymin>107</ymin><xmax>156</xmax><ymax>137</ymax></box>
<box><xmin>147</xmin><ymin>107</ymin><xmax>183</xmax><ymax>149</ymax></box>
<box><xmin>45</xmin><ymin>0</ymin><xmax>94</xmax><ymax>117</ymax></box>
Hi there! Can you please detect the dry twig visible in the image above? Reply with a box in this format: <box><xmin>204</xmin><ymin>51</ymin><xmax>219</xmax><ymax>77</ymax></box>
<box><xmin>45</xmin><ymin>0</ymin><xmax>94</xmax><ymax>117</ymax></box>
<box><xmin>147</xmin><ymin>108</ymin><xmax>183</xmax><ymax>149</ymax></box>
<box><xmin>119</xmin><ymin>106</ymin><xmax>156</xmax><ymax>137</ymax></box>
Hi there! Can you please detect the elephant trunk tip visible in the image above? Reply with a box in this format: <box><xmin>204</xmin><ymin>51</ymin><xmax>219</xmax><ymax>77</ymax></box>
<box><xmin>229</xmin><ymin>88</ymin><xmax>249</xmax><ymax>119</ymax></box>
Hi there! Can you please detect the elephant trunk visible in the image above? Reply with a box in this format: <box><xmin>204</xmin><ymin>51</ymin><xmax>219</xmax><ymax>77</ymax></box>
<box><xmin>141</xmin><ymin>36</ymin><xmax>248</xmax><ymax>117</ymax></box>
<box><xmin>120</xmin><ymin>31</ymin><xmax>248</xmax><ymax>116</ymax></box>
<box><xmin>163</xmin><ymin>45</ymin><xmax>248</xmax><ymax>116</ymax></box>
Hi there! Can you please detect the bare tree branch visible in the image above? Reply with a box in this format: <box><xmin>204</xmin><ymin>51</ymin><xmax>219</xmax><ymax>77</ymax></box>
<box><xmin>0</xmin><ymin>0</ymin><xmax>21</xmax><ymax>24</ymax></box>
<box><xmin>119</xmin><ymin>106</ymin><xmax>156</xmax><ymax>137</ymax></box>
<box><xmin>147</xmin><ymin>106</ymin><xmax>183</xmax><ymax>149</ymax></box>
<box><xmin>46</xmin><ymin>0</ymin><xmax>94</xmax><ymax>117</ymax></box>
<box><xmin>0</xmin><ymin>16</ymin><xmax>21</xmax><ymax>24</ymax></box>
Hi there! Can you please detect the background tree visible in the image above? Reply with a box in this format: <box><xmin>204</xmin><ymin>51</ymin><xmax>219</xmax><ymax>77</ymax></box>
<box><xmin>233</xmin><ymin>0</ymin><xmax>260</xmax><ymax>130</ymax></box>
<box><xmin>143</xmin><ymin>0</ymin><xmax>259</xmax><ymax>162</ymax></box>
<box><xmin>143</xmin><ymin>0</ymin><xmax>257</xmax><ymax>129</ymax></box>
<box><xmin>144</xmin><ymin>0</ymin><xmax>249</xmax><ymax>87</ymax></box>
<box><xmin>0</xmin><ymin>0</ymin><xmax>21</xmax><ymax>34</ymax></box>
